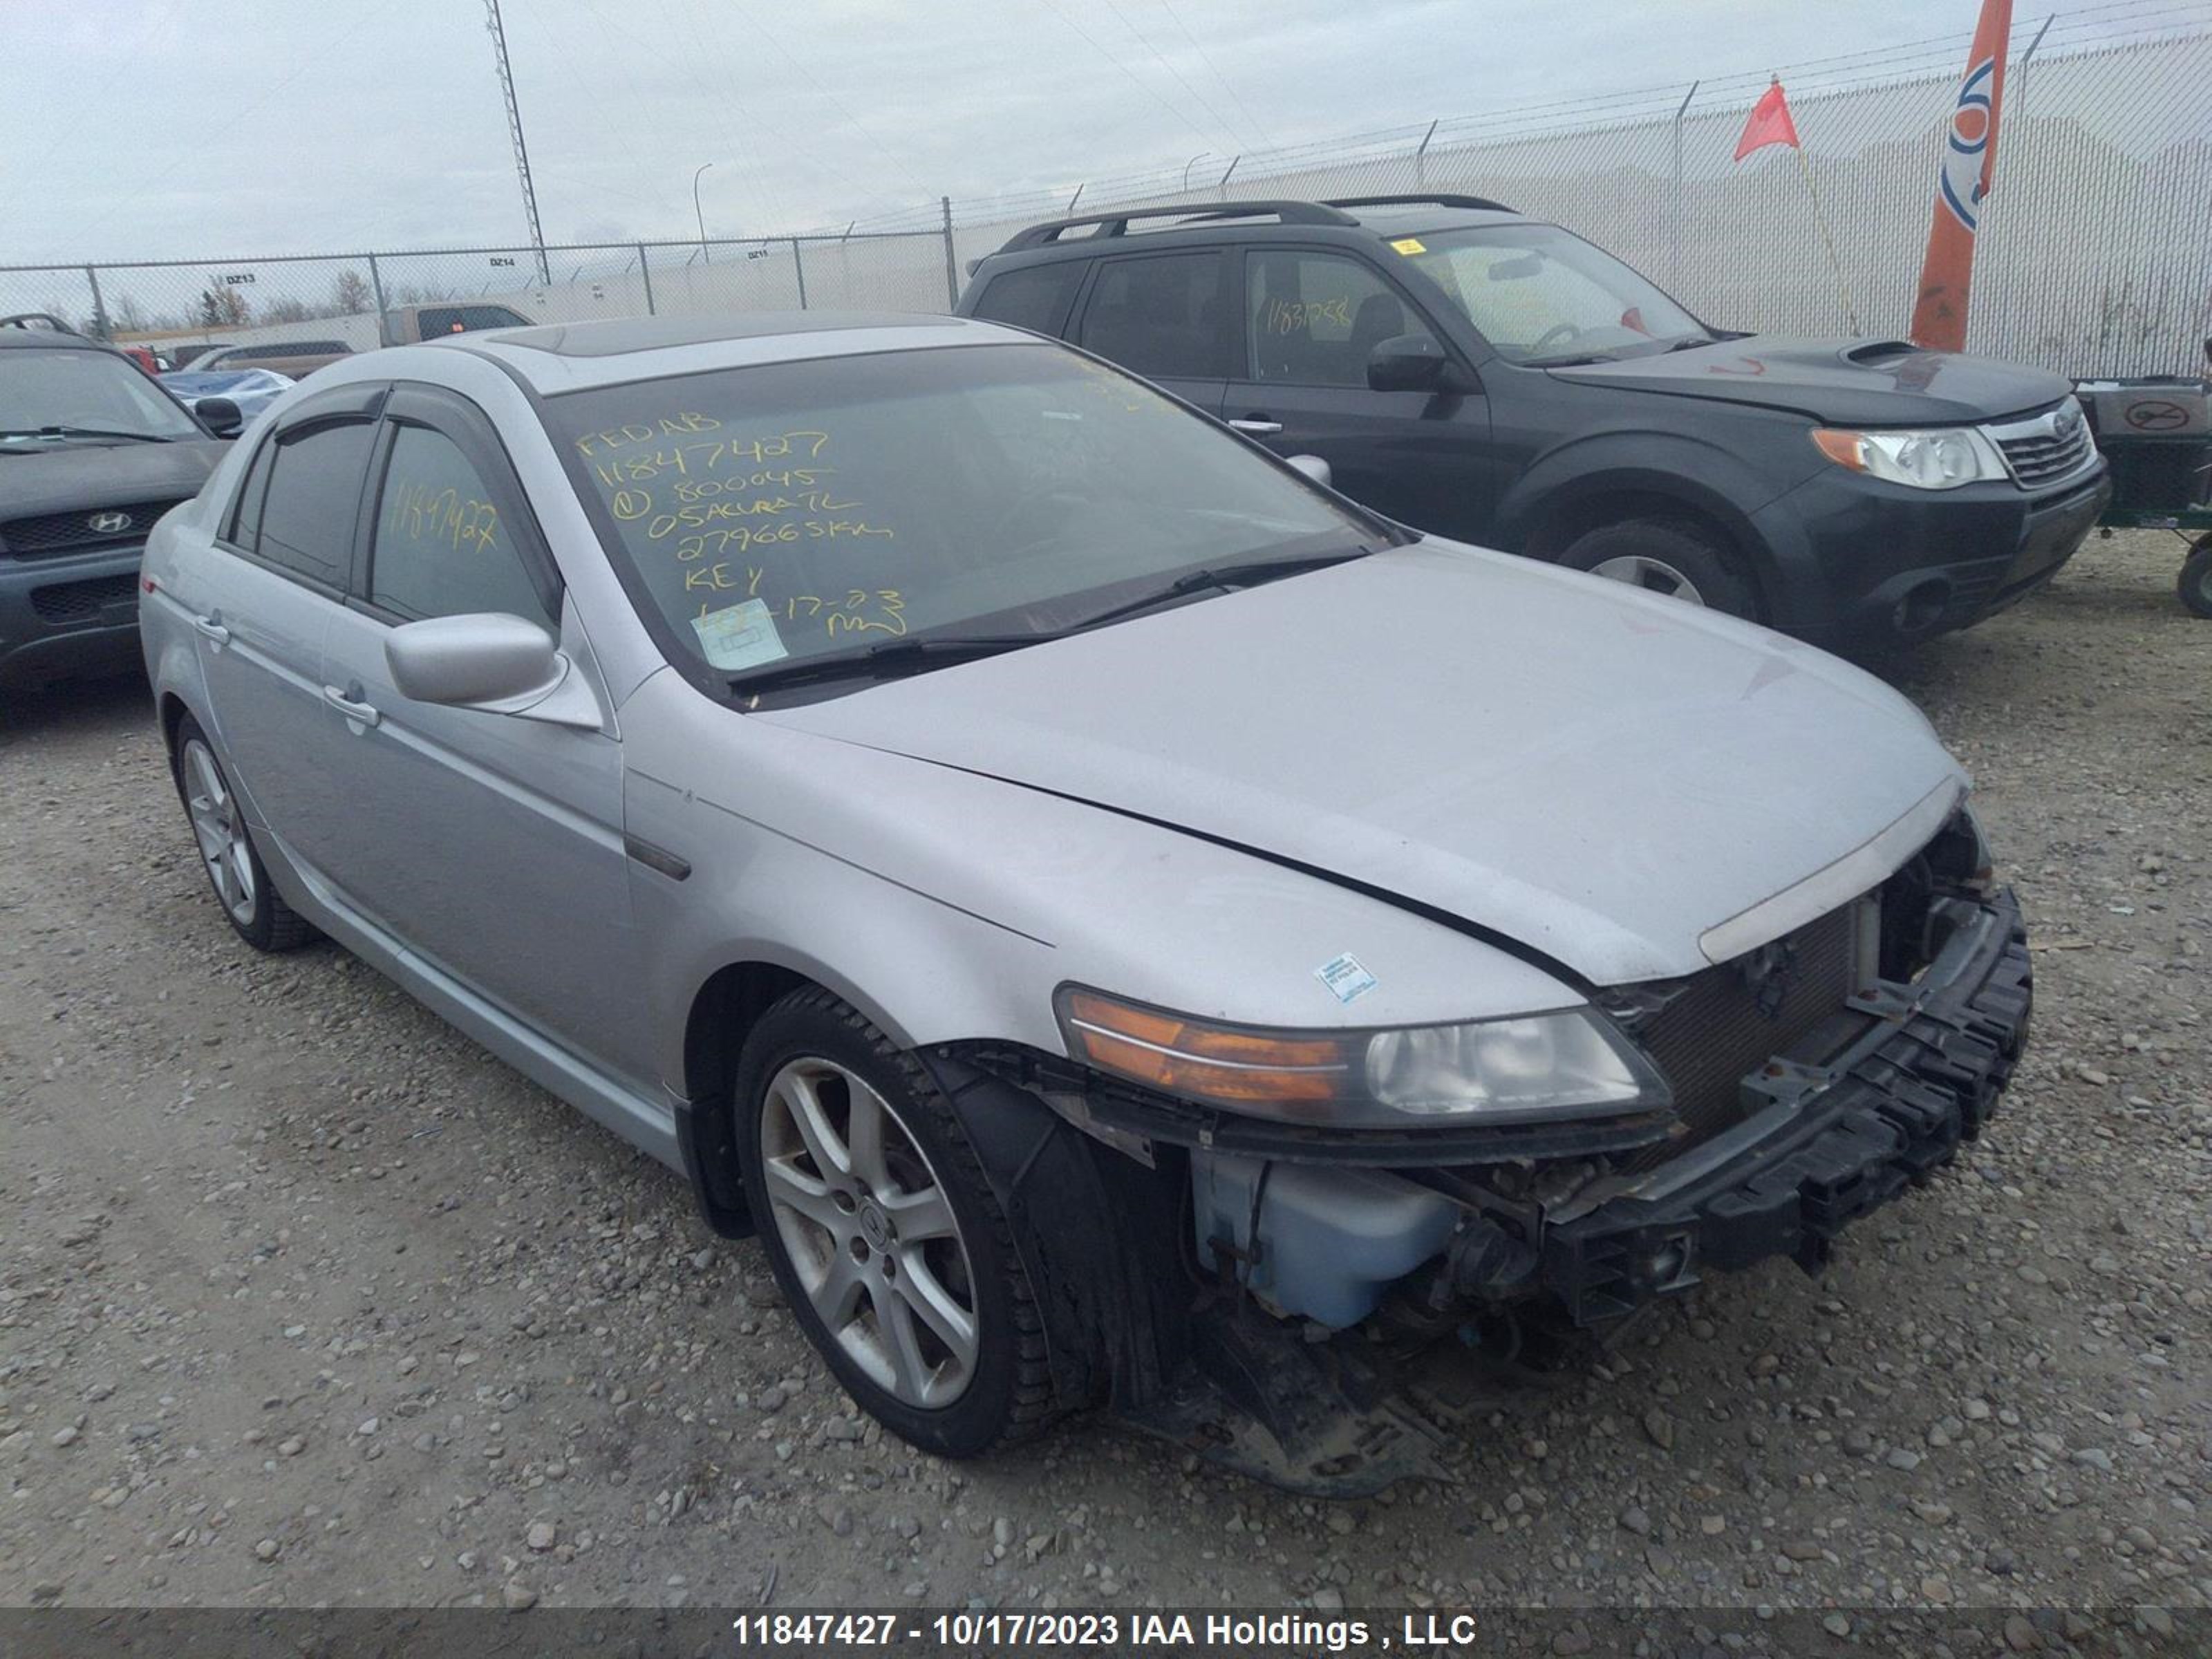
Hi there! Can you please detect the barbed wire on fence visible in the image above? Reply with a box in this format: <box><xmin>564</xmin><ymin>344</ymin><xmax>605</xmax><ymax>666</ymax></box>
<box><xmin>3</xmin><ymin>23</ymin><xmax>2205</xmax><ymax>379</ymax></box>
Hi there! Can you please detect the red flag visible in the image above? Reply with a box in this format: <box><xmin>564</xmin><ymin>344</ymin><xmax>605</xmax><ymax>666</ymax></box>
<box><xmin>1734</xmin><ymin>81</ymin><xmax>1800</xmax><ymax>162</ymax></box>
<box><xmin>1909</xmin><ymin>0</ymin><xmax>2014</xmax><ymax>352</ymax></box>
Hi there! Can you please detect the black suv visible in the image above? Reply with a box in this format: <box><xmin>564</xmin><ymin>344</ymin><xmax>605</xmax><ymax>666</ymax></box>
<box><xmin>1</xmin><ymin>315</ymin><xmax>238</xmax><ymax>689</ymax></box>
<box><xmin>958</xmin><ymin>196</ymin><xmax>2111</xmax><ymax>646</ymax></box>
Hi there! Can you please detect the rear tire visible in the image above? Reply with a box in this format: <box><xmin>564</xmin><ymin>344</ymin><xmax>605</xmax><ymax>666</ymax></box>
<box><xmin>169</xmin><ymin>715</ymin><xmax>317</xmax><ymax>953</ymax></box>
<box><xmin>1558</xmin><ymin>518</ymin><xmax>1756</xmax><ymax>619</ymax></box>
<box><xmin>2180</xmin><ymin>535</ymin><xmax>2212</xmax><ymax>619</ymax></box>
<box><xmin>735</xmin><ymin>987</ymin><xmax>1057</xmax><ymax>1458</ymax></box>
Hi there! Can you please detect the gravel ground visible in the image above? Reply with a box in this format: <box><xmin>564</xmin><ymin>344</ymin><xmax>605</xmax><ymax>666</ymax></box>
<box><xmin>1</xmin><ymin>530</ymin><xmax>2206</xmax><ymax>1618</ymax></box>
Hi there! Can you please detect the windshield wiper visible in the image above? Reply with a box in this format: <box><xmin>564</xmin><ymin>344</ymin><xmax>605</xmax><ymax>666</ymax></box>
<box><xmin>728</xmin><ymin>632</ymin><xmax>1043</xmax><ymax>698</ymax></box>
<box><xmin>1060</xmin><ymin>546</ymin><xmax>1372</xmax><ymax>632</ymax></box>
<box><xmin>0</xmin><ymin>424</ymin><xmax>174</xmax><ymax>444</ymax></box>
<box><xmin>727</xmin><ymin>547</ymin><xmax>1371</xmax><ymax>701</ymax></box>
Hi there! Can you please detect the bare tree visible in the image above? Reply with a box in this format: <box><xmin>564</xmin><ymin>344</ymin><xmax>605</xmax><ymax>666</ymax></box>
<box><xmin>111</xmin><ymin>292</ymin><xmax>151</xmax><ymax>332</ymax></box>
<box><xmin>332</xmin><ymin>270</ymin><xmax>374</xmax><ymax>314</ymax></box>
<box><xmin>195</xmin><ymin>287</ymin><xmax>250</xmax><ymax>328</ymax></box>
<box><xmin>260</xmin><ymin>296</ymin><xmax>313</xmax><ymax>324</ymax></box>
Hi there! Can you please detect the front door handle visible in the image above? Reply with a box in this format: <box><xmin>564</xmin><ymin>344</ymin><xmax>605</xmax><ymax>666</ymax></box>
<box><xmin>322</xmin><ymin>684</ymin><xmax>380</xmax><ymax>728</ymax></box>
<box><xmin>1227</xmin><ymin>418</ymin><xmax>1284</xmax><ymax>435</ymax></box>
<box><xmin>191</xmin><ymin>613</ymin><xmax>230</xmax><ymax>647</ymax></box>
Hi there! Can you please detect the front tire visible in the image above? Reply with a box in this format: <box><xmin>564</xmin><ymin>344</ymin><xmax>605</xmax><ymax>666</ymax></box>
<box><xmin>735</xmin><ymin>988</ymin><xmax>1056</xmax><ymax>1457</ymax></box>
<box><xmin>169</xmin><ymin>715</ymin><xmax>316</xmax><ymax>953</ymax></box>
<box><xmin>1558</xmin><ymin>518</ymin><xmax>1756</xmax><ymax>619</ymax></box>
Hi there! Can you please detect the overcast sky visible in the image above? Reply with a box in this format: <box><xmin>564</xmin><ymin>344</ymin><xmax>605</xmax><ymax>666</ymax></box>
<box><xmin>0</xmin><ymin>0</ymin><xmax>2155</xmax><ymax>262</ymax></box>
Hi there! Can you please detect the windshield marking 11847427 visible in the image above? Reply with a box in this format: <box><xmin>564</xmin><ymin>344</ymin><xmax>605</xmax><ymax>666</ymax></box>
<box><xmin>550</xmin><ymin>343</ymin><xmax>1369</xmax><ymax>697</ymax></box>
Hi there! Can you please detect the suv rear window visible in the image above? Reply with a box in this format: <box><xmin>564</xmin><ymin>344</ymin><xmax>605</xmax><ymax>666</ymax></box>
<box><xmin>1074</xmin><ymin>254</ymin><xmax>1226</xmax><ymax>379</ymax></box>
<box><xmin>235</xmin><ymin>341</ymin><xmax>347</xmax><ymax>359</ymax></box>
<box><xmin>969</xmin><ymin>265</ymin><xmax>1082</xmax><ymax>335</ymax></box>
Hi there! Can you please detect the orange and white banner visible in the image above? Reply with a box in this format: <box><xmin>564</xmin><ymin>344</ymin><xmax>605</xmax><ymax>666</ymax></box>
<box><xmin>1909</xmin><ymin>0</ymin><xmax>2014</xmax><ymax>353</ymax></box>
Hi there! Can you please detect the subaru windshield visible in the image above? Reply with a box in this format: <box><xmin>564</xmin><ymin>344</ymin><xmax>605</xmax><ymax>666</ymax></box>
<box><xmin>1404</xmin><ymin>224</ymin><xmax>1714</xmax><ymax>366</ymax></box>
<box><xmin>0</xmin><ymin>348</ymin><xmax>205</xmax><ymax>445</ymax></box>
<box><xmin>550</xmin><ymin>343</ymin><xmax>1381</xmax><ymax>695</ymax></box>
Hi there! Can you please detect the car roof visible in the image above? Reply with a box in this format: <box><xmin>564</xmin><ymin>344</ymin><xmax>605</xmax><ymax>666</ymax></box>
<box><xmin>0</xmin><ymin>322</ymin><xmax>111</xmax><ymax>352</ymax></box>
<box><xmin>980</xmin><ymin>196</ymin><xmax>1530</xmax><ymax>267</ymax></box>
<box><xmin>445</xmin><ymin>311</ymin><xmax>1028</xmax><ymax>394</ymax></box>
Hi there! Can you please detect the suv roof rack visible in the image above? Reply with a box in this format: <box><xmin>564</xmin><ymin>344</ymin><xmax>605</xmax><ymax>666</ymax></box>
<box><xmin>998</xmin><ymin>199</ymin><xmax>1359</xmax><ymax>253</ymax></box>
<box><xmin>1324</xmin><ymin>193</ymin><xmax>1517</xmax><ymax>214</ymax></box>
<box><xmin>0</xmin><ymin>312</ymin><xmax>84</xmax><ymax>335</ymax></box>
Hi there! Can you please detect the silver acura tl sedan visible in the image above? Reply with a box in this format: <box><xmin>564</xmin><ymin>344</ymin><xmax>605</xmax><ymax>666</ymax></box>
<box><xmin>140</xmin><ymin>313</ymin><xmax>2032</xmax><ymax>1490</ymax></box>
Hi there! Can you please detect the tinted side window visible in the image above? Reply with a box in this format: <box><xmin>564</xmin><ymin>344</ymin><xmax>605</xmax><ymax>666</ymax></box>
<box><xmin>970</xmin><ymin>264</ymin><xmax>1082</xmax><ymax>335</ymax></box>
<box><xmin>1246</xmin><ymin>251</ymin><xmax>1438</xmax><ymax>387</ymax></box>
<box><xmin>368</xmin><ymin>424</ymin><xmax>551</xmax><ymax>626</ymax></box>
<box><xmin>225</xmin><ymin>435</ymin><xmax>276</xmax><ymax>545</ymax></box>
<box><xmin>417</xmin><ymin>306</ymin><xmax>527</xmax><ymax>336</ymax></box>
<box><xmin>1075</xmin><ymin>253</ymin><xmax>1226</xmax><ymax>379</ymax></box>
<box><xmin>238</xmin><ymin>341</ymin><xmax>346</xmax><ymax>359</ymax></box>
<box><xmin>255</xmin><ymin>420</ymin><xmax>375</xmax><ymax>587</ymax></box>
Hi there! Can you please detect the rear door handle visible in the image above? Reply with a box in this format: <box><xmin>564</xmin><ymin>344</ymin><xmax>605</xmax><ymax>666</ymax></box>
<box><xmin>191</xmin><ymin>613</ymin><xmax>230</xmax><ymax>646</ymax></box>
<box><xmin>1227</xmin><ymin>418</ymin><xmax>1283</xmax><ymax>435</ymax></box>
<box><xmin>322</xmin><ymin>684</ymin><xmax>380</xmax><ymax>728</ymax></box>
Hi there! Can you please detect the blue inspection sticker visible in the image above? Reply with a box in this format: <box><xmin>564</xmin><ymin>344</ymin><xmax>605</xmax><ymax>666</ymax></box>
<box><xmin>1315</xmin><ymin>953</ymin><xmax>1378</xmax><ymax>1005</ymax></box>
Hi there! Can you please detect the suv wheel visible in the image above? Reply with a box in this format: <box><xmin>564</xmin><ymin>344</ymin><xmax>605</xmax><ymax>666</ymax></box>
<box><xmin>1559</xmin><ymin>519</ymin><xmax>1756</xmax><ymax>619</ymax></box>
<box><xmin>170</xmin><ymin>715</ymin><xmax>317</xmax><ymax>952</ymax></box>
<box><xmin>736</xmin><ymin>988</ymin><xmax>1056</xmax><ymax>1456</ymax></box>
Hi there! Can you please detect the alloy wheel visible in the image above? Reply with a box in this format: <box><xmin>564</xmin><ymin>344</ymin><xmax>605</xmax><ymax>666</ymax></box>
<box><xmin>1588</xmin><ymin>553</ymin><xmax>1707</xmax><ymax>606</ymax></box>
<box><xmin>758</xmin><ymin>1057</ymin><xmax>980</xmax><ymax>1409</ymax></box>
<box><xmin>181</xmin><ymin>738</ymin><xmax>257</xmax><ymax>925</ymax></box>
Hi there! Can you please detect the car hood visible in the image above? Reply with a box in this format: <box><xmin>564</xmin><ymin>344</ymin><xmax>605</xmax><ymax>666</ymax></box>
<box><xmin>764</xmin><ymin>541</ymin><xmax>1966</xmax><ymax>986</ymax></box>
<box><xmin>0</xmin><ymin>438</ymin><xmax>227</xmax><ymax>519</ymax></box>
<box><xmin>1550</xmin><ymin>337</ymin><xmax>2073</xmax><ymax>426</ymax></box>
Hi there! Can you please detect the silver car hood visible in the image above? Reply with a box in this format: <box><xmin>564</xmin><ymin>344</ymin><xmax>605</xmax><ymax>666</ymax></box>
<box><xmin>766</xmin><ymin>541</ymin><xmax>1965</xmax><ymax>986</ymax></box>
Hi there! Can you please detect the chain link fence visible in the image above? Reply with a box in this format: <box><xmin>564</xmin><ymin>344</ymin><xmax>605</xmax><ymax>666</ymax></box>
<box><xmin>3</xmin><ymin>28</ymin><xmax>2204</xmax><ymax>379</ymax></box>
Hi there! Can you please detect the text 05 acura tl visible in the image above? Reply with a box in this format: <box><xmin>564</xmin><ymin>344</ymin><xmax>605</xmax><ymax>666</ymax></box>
<box><xmin>140</xmin><ymin>313</ymin><xmax>2032</xmax><ymax>1492</ymax></box>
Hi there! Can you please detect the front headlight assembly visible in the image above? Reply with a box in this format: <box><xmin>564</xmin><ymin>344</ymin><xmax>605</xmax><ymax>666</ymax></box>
<box><xmin>1810</xmin><ymin>424</ymin><xmax>2009</xmax><ymax>490</ymax></box>
<box><xmin>1054</xmin><ymin>986</ymin><xmax>1668</xmax><ymax>1129</ymax></box>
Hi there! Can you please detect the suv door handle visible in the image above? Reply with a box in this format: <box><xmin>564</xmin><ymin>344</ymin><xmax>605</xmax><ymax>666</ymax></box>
<box><xmin>322</xmin><ymin>684</ymin><xmax>380</xmax><ymax>728</ymax></box>
<box><xmin>191</xmin><ymin>613</ymin><xmax>230</xmax><ymax>647</ymax></box>
<box><xmin>1227</xmin><ymin>418</ymin><xmax>1284</xmax><ymax>435</ymax></box>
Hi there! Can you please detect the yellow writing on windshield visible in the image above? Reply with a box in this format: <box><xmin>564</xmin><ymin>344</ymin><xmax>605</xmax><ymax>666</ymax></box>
<box><xmin>572</xmin><ymin>412</ymin><xmax>725</xmax><ymax>457</ymax></box>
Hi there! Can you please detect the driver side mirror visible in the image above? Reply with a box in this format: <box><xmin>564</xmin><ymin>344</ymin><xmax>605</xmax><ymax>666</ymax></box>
<box><xmin>384</xmin><ymin>612</ymin><xmax>601</xmax><ymax>729</ymax></box>
<box><xmin>195</xmin><ymin>396</ymin><xmax>243</xmax><ymax>439</ymax></box>
<box><xmin>1367</xmin><ymin>335</ymin><xmax>1476</xmax><ymax>395</ymax></box>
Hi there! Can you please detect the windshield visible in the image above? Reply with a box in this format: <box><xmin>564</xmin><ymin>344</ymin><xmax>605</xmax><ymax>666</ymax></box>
<box><xmin>0</xmin><ymin>347</ymin><xmax>204</xmax><ymax>442</ymax></box>
<box><xmin>1405</xmin><ymin>225</ymin><xmax>1710</xmax><ymax>365</ymax></box>
<box><xmin>549</xmin><ymin>343</ymin><xmax>1369</xmax><ymax>684</ymax></box>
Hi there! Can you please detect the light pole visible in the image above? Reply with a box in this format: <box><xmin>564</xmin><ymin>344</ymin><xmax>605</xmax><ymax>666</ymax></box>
<box><xmin>693</xmin><ymin>162</ymin><xmax>715</xmax><ymax>264</ymax></box>
<box><xmin>1182</xmin><ymin>152</ymin><xmax>1211</xmax><ymax>192</ymax></box>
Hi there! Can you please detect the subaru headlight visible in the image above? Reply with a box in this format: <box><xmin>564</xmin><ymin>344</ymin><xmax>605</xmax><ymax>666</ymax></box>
<box><xmin>1810</xmin><ymin>424</ymin><xmax>2007</xmax><ymax>490</ymax></box>
<box><xmin>1055</xmin><ymin>987</ymin><xmax>1668</xmax><ymax>1128</ymax></box>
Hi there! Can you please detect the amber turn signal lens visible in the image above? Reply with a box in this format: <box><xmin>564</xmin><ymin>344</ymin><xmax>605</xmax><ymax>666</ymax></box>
<box><xmin>1059</xmin><ymin>990</ymin><xmax>1349</xmax><ymax>1105</ymax></box>
<box><xmin>1810</xmin><ymin>428</ymin><xmax>1867</xmax><ymax>470</ymax></box>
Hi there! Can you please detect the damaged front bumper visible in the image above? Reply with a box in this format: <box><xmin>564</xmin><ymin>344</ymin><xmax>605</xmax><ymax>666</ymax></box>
<box><xmin>1539</xmin><ymin>888</ymin><xmax>2032</xmax><ymax>1324</ymax></box>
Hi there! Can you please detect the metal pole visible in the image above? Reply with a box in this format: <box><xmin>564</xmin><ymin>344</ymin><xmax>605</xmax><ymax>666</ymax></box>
<box><xmin>1183</xmin><ymin>152</ymin><xmax>1210</xmax><ymax>191</ymax></box>
<box><xmin>1067</xmin><ymin>183</ymin><xmax>1084</xmax><ymax>213</ymax></box>
<box><xmin>84</xmin><ymin>265</ymin><xmax>111</xmax><ymax>338</ymax></box>
<box><xmin>1414</xmin><ymin>120</ymin><xmax>1437</xmax><ymax>190</ymax></box>
<box><xmin>366</xmin><ymin>252</ymin><xmax>388</xmax><ymax>344</ymax></box>
<box><xmin>637</xmin><ymin>243</ymin><xmax>655</xmax><ymax>315</ymax></box>
<box><xmin>791</xmin><ymin>238</ymin><xmax>808</xmax><ymax>309</ymax></box>
<box><xmin>485</xmin><ymin>0</ymin><xmax>549</xmax><ymax>284</ymax></box>
<box><xmin>941</xmin><ymin>196</ymin><xmax>959</xmax><ymax>309</ymax></box>
<box><xmin>693</xmin><ymin>163</ymin><xmax>715</xmax><ymax>264</ymax></box>
<box><xmin>1671</xmin><ymin>80</ymin><xmax>1698</xmax><ymax>291</ymax></box>
<box><xmin>1218</xmin><ymin>156</ymin><xmax>1239</xmax><ymax>199</ymax></box>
